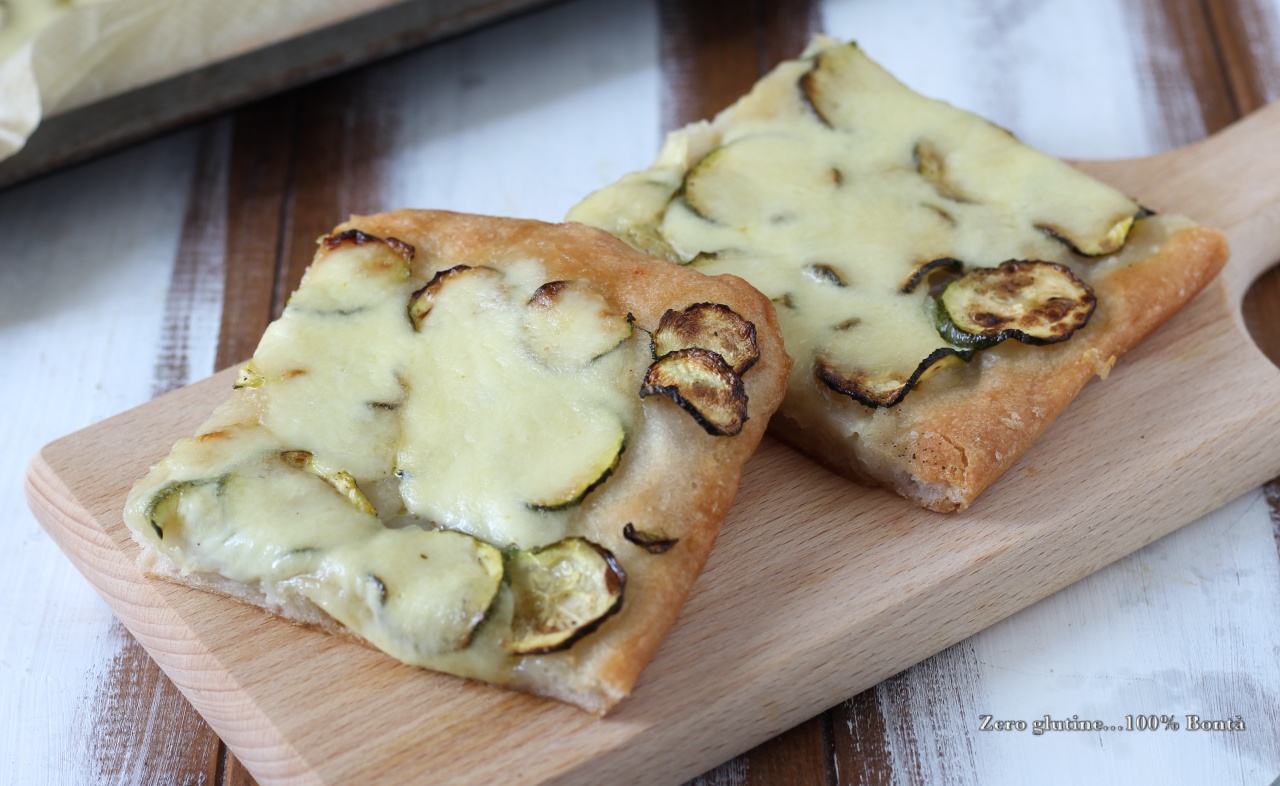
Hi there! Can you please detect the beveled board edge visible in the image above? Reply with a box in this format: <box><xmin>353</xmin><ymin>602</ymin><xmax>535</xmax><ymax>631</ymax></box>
<box><xmin>26</xmin><ymin>451</ymin><xmax>317</xmax><ymax>785</ymax></box>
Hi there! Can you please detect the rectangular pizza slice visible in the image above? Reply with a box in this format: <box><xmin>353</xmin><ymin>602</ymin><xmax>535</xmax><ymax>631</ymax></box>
<box><xmin>568</xmin><ymin>36</ymin><xmax>1229</xmax><ymax>512</ymax></box>
<box><xmin>123</xmin><ymin>210</ymin><xmax>790</xmax><ymax>713</ymax></box>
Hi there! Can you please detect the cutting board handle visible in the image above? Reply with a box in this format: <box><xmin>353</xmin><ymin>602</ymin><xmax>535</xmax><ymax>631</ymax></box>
<box><xmin>1137</xmin><ymin>100</ymin><xmax>1280</xmax><ymax>304</ymax></box>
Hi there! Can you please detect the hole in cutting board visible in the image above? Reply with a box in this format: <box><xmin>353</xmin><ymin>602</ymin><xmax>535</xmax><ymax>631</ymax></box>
<box><xmin>1242</xmin><ymin>263</ymin><xmax>1280</xmax><ymax>370</ymax></box>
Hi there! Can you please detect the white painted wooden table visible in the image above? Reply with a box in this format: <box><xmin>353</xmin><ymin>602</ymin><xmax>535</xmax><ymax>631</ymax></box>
<box><xmin>4</xmin><ymin>0</ymin><xmax>1279</xmax><ymax>783</ymax></box>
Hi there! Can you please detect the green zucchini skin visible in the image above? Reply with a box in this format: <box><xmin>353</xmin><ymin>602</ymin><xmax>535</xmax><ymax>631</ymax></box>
<box><xmin>935</xmin><ymin>260</ymin><xmax>1096</xmax><ymax>350</ymax></box>
<box><xmin>504</xmin><ymin>537</ymin><xmax>626</xmax><ymax>655</ymax></box>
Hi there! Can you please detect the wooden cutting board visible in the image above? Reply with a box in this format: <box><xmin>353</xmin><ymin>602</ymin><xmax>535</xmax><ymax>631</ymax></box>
<box><xmin>25</xmin><ymin>101</ymin><xmax>1280</xmax><ymax>786</ymax></box>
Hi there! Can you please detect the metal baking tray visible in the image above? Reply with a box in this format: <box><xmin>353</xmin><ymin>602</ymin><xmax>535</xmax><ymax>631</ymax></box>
<box><xmin>0</xmin><ymin>0</ymin><xmax>557</xmax><ymax>190</ymax></box>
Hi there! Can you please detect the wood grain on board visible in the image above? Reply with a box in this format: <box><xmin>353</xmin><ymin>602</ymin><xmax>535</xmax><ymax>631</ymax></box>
<box><xmin>18</xmin><ymin>0</ymin><xmax>1280</xmax><ymax>783</ymax></box>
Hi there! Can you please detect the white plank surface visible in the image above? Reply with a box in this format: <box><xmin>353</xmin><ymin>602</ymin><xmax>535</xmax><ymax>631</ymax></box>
<box><xmin>378</xmin><ymin>0</ymin><xmax>661</xmax><ymax>221</ymax></box>
<box><xmin>5</xmin><ymin>0</ymin><xmax>1280</xmax><ymax>783</ymax></box>
<box><xmin>822</xmin><ymin>0</ymin><xmax>1161</xmax><ymax>156</ymax></box>
<box><xmin>0</xmin><ymin>130</ymin><xmax>213</xmax><ymax>783</ymax></box>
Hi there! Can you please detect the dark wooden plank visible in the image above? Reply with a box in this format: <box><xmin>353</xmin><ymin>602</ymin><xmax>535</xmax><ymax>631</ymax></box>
<box><xmin>273</xmin><ymin>69</ymin><xmax>397</xmax><ymax>317</ymax></box>
<box><xmin>1204</xmin><ymin>0</ymin><xmax>1280</xmax><ymax>113</ymax></box>
<box><xmin>743</xmin><ymin>715</ymin><xmax>834</xmax><ymax>786</ymax></box>
<box><xmin>218</xmin><ymin>747</ymin><xmax>259</xmax><ymax>786</ymax></box>
<box><xmin>831</xmin><ymin>689</ymin><xmax>894</xmax><ymax>786</ymax></box>
<box><xmin>215</xmin><ymin>98</ymin><xmax>301</xmax><ymax>372</ymax></box>
<box><xmin>757</xmin><ymin>0</ymin><xmax>825</xmax><ymax>80</ymax></box>
<box><xmin>1124</xmin><ymin>0</ymin><xmax>1238</xmax><ymax>142</ymax></box>
<box><xmin>687</xmin><ymin>716</ymin><xmax>832</xmax><ymax>786</ymax></box>
<box><xmin>87</xmin><ymin>621</ymin><xmax>223</xmax><ymax>786</ymax></box>
<box><xmin>657</xmin><ymin>0</ymin><xmax>760</xmax><ymax>131</ymax></box>
<box><xmin>657</xmin><ymin>0</ymin><xmax>821</xmax><ymax>131</ymax></box>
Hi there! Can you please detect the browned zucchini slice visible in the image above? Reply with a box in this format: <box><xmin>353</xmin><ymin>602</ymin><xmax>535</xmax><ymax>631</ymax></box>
<box><xmin>805</xmin><ymin>263</ymin><xmax>848</xmax><ymax>287</ymax></box>
<box><xmin>408</xmin><ymin>265</ymin><xmax>503</xmax><ymax>330</ymax></box>
<box><xmin>640</xmin><ymin>348</ymin><xmax>748</xmax><ymax>436</ymax></box>
<box><xmin>651</xmin><ymin>303</ymin><xmax>760</xmax><ymax>374</ymax></box>
<box><xmin>285</xmin><ymin>230</ymin><xmax>412</xmax><ymax>316</ymax></box>
<box><xmin>813</xmin><ymin>290</ymin><xmax>975</xmax><ymax>409</ymax></box>
<box><xmin>1037</xmin><ymin>215</ymin><xmax>1138</xmax><ymax>257</ymax></box>
<box><xmin>504</xmin><ymin>538</ymin><xmax>625</xmax><ymax>655</ymax></box>
<box><xmin>816</xmin><ymin>346</ymin><xmax>969</xmax><ymax>409</ymax></box>
<box><xmin>524</xmin><ymin>417</ymin><xmax>626</xmax><ymax>511</ymax></box>
<box><xmin>622</xmin><ymin>523</ymin><xmax>679</xmax><ymax>554</ymax></box>
<box><xmin>914</xmin><ymin>141</ymin><xmax>972</xmax><ymax>203</ymax></box>
<box><xmin>901</xmin><ymin>257</ymin><xmax>964</xmax><ymax>294</ymax></box>
<box><xmin>321</xmin><ymin>229</ymin><xmax>415</xmax><ymax>264</ymax></box>
<box><xmin>799</xmin><ymin>42</ymin><xmax>860</xmax><ymax>127</ymax></box>
<box><xmin>279</xmin><ymin>450</ymin><xmax>377</xmax><ymax>515</ymax></box>
<box><xmin>523</xmin><ymin>279</ymin><xmax>632</xmax><ymax>369</ymax></box>
<box><xmin>144</xmin><ymin>478</ymin><xmax>224</xmax><ymax>540</ymax></box>
<box><xmin>937</xmin><ymin>260</ymin><xmax>1095</xmax><ymax>350</ymax></box>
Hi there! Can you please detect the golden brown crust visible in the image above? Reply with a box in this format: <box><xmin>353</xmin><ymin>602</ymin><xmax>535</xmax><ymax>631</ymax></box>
<box><xmin>136</xmin><ymin>210</ymin><xmax>790</xmax><ymax>714</ymax></box>
<box><xmin>771</xmin><ymin>225</ymin><xmax>1229</xmax><ymax>511</ymax></box>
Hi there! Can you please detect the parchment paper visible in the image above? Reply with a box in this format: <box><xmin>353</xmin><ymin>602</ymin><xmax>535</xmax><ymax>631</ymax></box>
<box><xmin>0</xmin><ymin>0</ymin><xmax>406</xmax><ymax>162</ymax></box>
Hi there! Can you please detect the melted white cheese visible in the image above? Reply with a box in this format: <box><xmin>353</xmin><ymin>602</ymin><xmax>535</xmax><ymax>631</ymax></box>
<box><xmin>398</xmin><ymin>261</ymin><xmax>638</xmax><ymax>547</ymax></box>
<box><xmin>569</xmin><ymin>38</ymin><xmax>1162</xmax><ymax>413</ymax></box>
<box><xmin>124</xmin><ymin>238</ymin><xmax>647</xmax><ymax>675</ymax></box>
